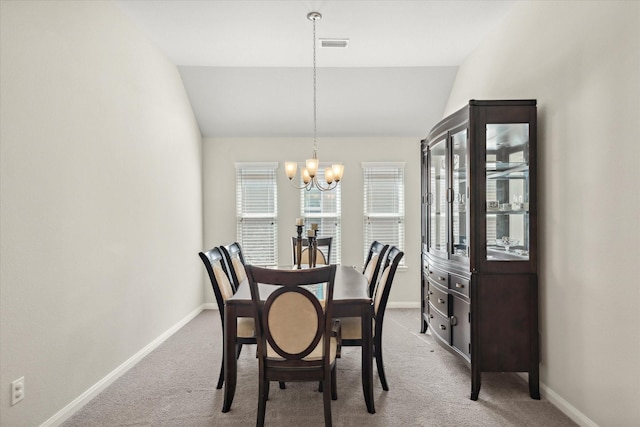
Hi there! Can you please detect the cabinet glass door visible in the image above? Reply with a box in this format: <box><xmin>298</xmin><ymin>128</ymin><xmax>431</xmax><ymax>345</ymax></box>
<box><xmin>485</xmin><ymin>123</ymin><xmax>530</xmax><ymax>261</ymax></box>
<box><xmin>451</xmin><ymin>129</ymin><xmax>468</xmax><ymax>259</ymax></box>
<box><xmin>429</xmin><ymin>140</ymin><xmax>447</xmax><ymax>256</ymax></box>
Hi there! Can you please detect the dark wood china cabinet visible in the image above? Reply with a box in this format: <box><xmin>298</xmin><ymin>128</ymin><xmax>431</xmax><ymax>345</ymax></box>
<box><xmin>420</xmin><ymin>100</ymin><xmax>539</xmax><ymax>400</ymax></box>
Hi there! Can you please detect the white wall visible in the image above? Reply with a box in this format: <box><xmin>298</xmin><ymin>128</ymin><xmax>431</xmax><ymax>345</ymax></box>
<box><xmin>202</xmin><ymin>137</ymin><xmax>421</xmax><ymax>306</ymax></box>
<box><xmin>445</xmin><ymin>1</ymin><xmax>640</xmax><ymax>426</ymax></box>
<box><xmin>0</xmin><ymin>2</ymin><xmax>203</xmax><ymax>426</ymax></box>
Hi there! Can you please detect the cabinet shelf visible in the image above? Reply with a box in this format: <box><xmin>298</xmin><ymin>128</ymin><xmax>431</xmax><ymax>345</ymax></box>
<box><xmin>486</xmin><ymin>210</ymin><xmax>529</xmax><ymax>215</ymax></box>
<box><xmin>486</xmin><ymin>163</ymin><xmax>529</xmax><ymax>180</ymax></box>
<box><xmin>486</xmin><ymin>247</ymin><xmax>529</xmax><ymax>260</ymax></box>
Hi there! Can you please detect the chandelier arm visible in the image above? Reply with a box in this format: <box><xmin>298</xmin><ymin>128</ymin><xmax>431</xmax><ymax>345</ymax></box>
<box><xmin>313</xmin><ymin>178</ymin><xmax>338</xmax><ymax>192</ymax></box>
<box><xmin>287</xmin><ymin>178</ymin><xmax>313</xmax><ymax>190</ymax></box>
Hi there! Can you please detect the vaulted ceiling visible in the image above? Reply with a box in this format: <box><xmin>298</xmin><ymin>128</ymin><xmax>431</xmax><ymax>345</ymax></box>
<box><xmin>115</xmin><ymin>1</ymin><xmax>516</xmax><ymax>137</ymax></box>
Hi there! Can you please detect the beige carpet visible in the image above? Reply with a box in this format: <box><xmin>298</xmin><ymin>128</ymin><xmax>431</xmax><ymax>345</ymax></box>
<box><xmin>62</xmin><ymin>309</ymin><xmax>576</xmax><ymax>426</ymax></box>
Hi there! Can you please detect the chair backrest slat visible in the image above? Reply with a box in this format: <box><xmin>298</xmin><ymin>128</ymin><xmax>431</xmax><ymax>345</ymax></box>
<box><xmin>373</xmin><ymin>248</ymin><xmax>404</xmax><ymax>318</ymax></box>
<box><xmin>199</xmin><ymin>247</ymin><xmax>235</xmax><ymax>325</ymax></box>
<box><xmin>220</xmin><ymin>242</ymin><xmax>247</xmax><ymax>289</ymax></box>
<box><xmin>363</xmin><ymin>241</ymin><xmax>389</xmax><ymax>297</ymax></box>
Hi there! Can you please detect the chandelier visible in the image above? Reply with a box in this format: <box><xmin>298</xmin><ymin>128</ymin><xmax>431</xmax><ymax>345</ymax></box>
<box><xmin>285</xmin><ymin>11</ymin><xmax>344</xmax><ymax>192</ymax></box>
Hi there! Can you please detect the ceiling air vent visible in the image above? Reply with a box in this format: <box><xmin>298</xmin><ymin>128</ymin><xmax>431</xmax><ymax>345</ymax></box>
<box><xmin>319</xmin><ymin>38</ymin><xmax>349</xmax><ymax>48</ymax></box>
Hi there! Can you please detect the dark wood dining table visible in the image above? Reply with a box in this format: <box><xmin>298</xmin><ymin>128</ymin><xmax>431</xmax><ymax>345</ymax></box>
<box><xmin>222</xmin><ymin>265</ymin><xmax>375</xmax><ymax>414</ymax></box>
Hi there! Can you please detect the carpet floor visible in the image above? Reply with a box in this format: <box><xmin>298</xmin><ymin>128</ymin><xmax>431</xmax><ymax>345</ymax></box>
<box><xmin>62</xmin><ymin>309</ymin><xmax>576</xmax><ymax>426</ymax></box>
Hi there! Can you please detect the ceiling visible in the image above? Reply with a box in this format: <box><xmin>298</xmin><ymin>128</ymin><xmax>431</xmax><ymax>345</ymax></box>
<box><xmin>115</xmin><ymin>0</ymin><xmax>516</xmax><ymax>137</ymax></box>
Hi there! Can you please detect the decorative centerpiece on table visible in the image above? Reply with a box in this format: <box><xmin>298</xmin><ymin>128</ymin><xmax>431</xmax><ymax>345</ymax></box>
<box><xmin>294</xmin><ymin>219</ymin><xmax>319</xmax><ymax>268</ymax></box>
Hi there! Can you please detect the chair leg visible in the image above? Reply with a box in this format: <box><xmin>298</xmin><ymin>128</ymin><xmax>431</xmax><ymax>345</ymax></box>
<box><xmin>236</xmin><ymin>343</ymin><xmax>243</xmax><ymax>358</ymax></box>
<box><xmin>265</xmin><ymin>380</ymin><xmax>270</xmax><ymax>401</ymax></box>
<box><xmin>279</xmin><ymin>381</ymin><xmax>286</xmax><ymax>389</ymax></box>
<box><xmin>318</xmin><ymin>381</ymin><xmax>323</xmax><ymax>392</ymax></box>
<box><xmin>331</xmin><ymin>365</ymin><xmax>338</xmax><ymax>400</ymax></box>
<box><xmin>323</xmin><ymin>375</ymin><xmax>333</xmax><ymax>427</ymax></box>
<box><xmin>257</xmin><ymin>379</ymin><xmax>267</xmax><ymax>427</ymax></box>
<box><xmin>216</xmin><ymin>359</ymin><xmax>224</xmax><ymax>389</ymax></box>
<box><xmin>375</xmin><ymin>336</ymin><xmax>389</xmax><ymax>391</ymax></box>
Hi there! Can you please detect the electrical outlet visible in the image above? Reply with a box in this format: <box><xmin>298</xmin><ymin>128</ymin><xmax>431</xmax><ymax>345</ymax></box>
<box><xmin>11</xmin><ymin>377</ymin><xmax>24</xmax><ymax>406</ymax></box>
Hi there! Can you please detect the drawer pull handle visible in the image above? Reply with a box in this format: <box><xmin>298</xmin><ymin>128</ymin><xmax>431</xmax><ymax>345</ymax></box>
<box><xmin>429</xmin><ymin>314</ymin><xmax>434</xmax><ymax>319</ymax></box>
<box><xmin>429</xmin><ymin>270</ymin><xmax>434</xmax><ymax>274</ymax></box>
<box><xmin>439</xmin><ymin>324</ymin><xmax>447</xmax><ymax>330</ymax></box>
<box><xmin>428</xmin><ymin>291</ymin><xmax>433</xmax><ymax>295</ymax></box>
<box><xmin>438</xmin><ymin>276</ymin><xmax>446</xmax><ymax>281</ymax></box>
<box><xmin>438</xmin><ymin>298</ymin><xmax>446</xmax><ymax>304</ymax></box>
<box><xmin>455</xmin><ymin>283</ymin><xmax>465</xmax><ymax>289</ymax></box>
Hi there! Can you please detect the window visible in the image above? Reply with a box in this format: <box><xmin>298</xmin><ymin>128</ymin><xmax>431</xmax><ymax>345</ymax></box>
<box><xmin>363</xmin><ymin>162</ymin><xmax>405</xmax><ymax>265</ymax></box>
<box><xmin>300</xmin><ymin>166</ymin><xmax>341</xmax><ymax>264</ymax></box>
<box><xmin>235</xmin><ymin>162</ymin><xmax>278</xmax><ymax>266</ymax></box>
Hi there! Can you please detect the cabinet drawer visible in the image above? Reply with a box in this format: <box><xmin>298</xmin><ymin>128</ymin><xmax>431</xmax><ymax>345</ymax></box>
<box><xmin>427</xmin><ymin>265</ymin><xmax>449</xmax><ymax>287</ymax></box>
<box><xmin>450</xmin><ymin>274</ymin><xmax>470</xmax><ymax>298</ymax></box>
<box><xmin>427</xmin><ymin>306</ymin><xmax>451</xmax><ymax>344</ymax></box>
<box><xmin>428</xmin><ymin>282</ymin><xmax>449</xmax><ymax>317</ymax></box>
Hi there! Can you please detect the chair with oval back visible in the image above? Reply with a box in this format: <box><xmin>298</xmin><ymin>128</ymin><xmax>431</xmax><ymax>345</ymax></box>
<box><xmin>245</xmin><ymin>265</ymin><xmax>340</xmax><ymax>427</ymax></box>
<box><xmin>337</xmin><ymin>247</ymin><xmax>404</xmax><ymax>391</ymax></box>
<box><xmin>198</xmin><ymin>247</ymin><xmax>255</xmax><ymax>389</ymax></box>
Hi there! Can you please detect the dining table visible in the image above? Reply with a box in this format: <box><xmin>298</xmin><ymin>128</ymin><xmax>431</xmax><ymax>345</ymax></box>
<box><xmin>222</xmin><ymin>264</ymin><xmax>375</xmax><ymax>414</ymax></box>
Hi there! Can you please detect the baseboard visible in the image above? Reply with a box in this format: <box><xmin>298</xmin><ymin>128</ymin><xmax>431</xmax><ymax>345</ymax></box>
<box><xmin>205</xmin><ymin>302</ymin><xmax>419</xmax><ymax>310</ymax></box>
<box><xmin>515</xmin><ymin>373</ymin><xmax>599</xmax><ymax>427</ymax></box>
<box><xmin>203</xmin><ymin>302</ymin><xmax>218</xmax><ymax>310</ymax></box>
<box><xmin>386</xmin><ymin>301</ymin><xmax>420</xmax><ymax>309</ymax></box>
<box><xmin>40</xmin><ymin>305</ymin><xmax>206</xmax><ymax>427</ymax></box>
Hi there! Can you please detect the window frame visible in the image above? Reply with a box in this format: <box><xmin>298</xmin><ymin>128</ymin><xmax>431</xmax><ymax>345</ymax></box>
<box><xmin>299</xmin><ymin>164</ymin><xmax>342</xmax><ymax>264</ymax></box>
<box><xmin>235</xmin><ymin>162</ymin><xmax>279</xmax><ymax>266</ymax></box>
<box><xmin>362</xmin><ymin>161</ymin><xmax>406</xmax><ymax>266</ymax></box>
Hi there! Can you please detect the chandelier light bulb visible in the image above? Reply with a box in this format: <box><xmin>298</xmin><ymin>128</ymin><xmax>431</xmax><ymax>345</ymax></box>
<box><xmin>285</xmin><ymin>162</ymin><xmax>298</xmax><ymax>180</ymax></box>
<box><xmin>306</xmin><ymin>157</ymin><xmax>319</xmax><ymax>178</ymax></box>
<box><xmin>325</xmin><ymin>167</ymin><xmax>334</xmax><ymax>184</ymax></box>
<box><xmin>331</xmin><ymin>164</ymin><xmax>344</xmax><ymax>182</ymax></box>
<box><xmin>302</xmin><ymin>168</ymin><xmax>311</xmax><ymax>184</ymax></box>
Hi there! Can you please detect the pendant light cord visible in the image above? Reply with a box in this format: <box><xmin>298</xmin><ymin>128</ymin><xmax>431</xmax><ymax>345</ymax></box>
<box><xmin>312</xmin><ymin>14</ymin><xmax>318</xmax><ymax>157</ymax></box>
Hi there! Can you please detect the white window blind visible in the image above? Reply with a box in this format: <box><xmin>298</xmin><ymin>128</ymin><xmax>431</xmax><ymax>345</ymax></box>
<box><xmin>363</xmin><ymin>162</ymin><xmax>405</xmax><ymax>265</ymax></box>
<box><xmin>300</xmin><ymin>166</ymin><xmax>341</xmax><ymax>264</ymax></box>
<box><xmin>235</xmin><ymin>163</ymin><xmax>278</xmax><ymax>266</ymax></box>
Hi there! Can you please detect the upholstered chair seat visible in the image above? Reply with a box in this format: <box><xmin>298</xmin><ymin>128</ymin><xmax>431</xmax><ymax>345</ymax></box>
<box><xmin>338</xmin><ymin>317</ymin><xmax>376</xmax><ymax>341</ymax></box>
<box><xmin>267</xmin><ymin>337</ymin><xmax>338</xmax><ymax>362</ymax></box>
<box><xmin>237</xmin><ymin>317</ymin><xmax>255</xmax><ymax>338</ymax></box>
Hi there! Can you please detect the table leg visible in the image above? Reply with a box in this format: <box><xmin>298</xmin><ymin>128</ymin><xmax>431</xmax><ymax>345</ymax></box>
<box><xmin>361</xmin><ymin>304</ymin><xmax>375</xmax><ymax>414</ymax></box>
<box><xmin>222</xmin><ymin>304</ymin><xmax>237</xmax><ymax>412</ymax></box>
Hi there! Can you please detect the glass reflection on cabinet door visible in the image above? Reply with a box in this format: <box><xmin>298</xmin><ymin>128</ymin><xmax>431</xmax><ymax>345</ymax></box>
<box><xmin>451</xmin><ymin>129</ymin><xmax>468</xmax><ymax>258</ymax></box>
<box><xmin>485</xmin><ymin>123</ymin><xmax>530</xmax><ymax>261</ymax></box>
<box><xmin>429</xmin><ymin>140</ymin><xmax>447</xmax><ymax>254</ymax></box>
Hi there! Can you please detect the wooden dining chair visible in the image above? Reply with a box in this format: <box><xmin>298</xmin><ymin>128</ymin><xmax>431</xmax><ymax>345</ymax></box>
<box><xmin>292</xmin><ymin>236</ymin><xmax>333</xmax><ymax>265</ymax></box>
<box><xmin>198</xmin><ymin>247</ymin><xmax>256</xmax><ymax>389</ymax></box>
<box><xmin>245</xmin><ymin>265</ymin><xmax>340</xmax><ymax>427</ymax></box>
<box><xmin>363</xmin><ymin>241</ymin><xmax>389</xmax><ymax>297</ymax></box>
<box><xmin>338</xmin><ymin>247</ymin><xmax>404</xmax><ymax>391</ymax></box>
<box><xmin>220</xmin><ymin>242</ymin><xmax>247</xmax><ymax>290</ymax></box>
